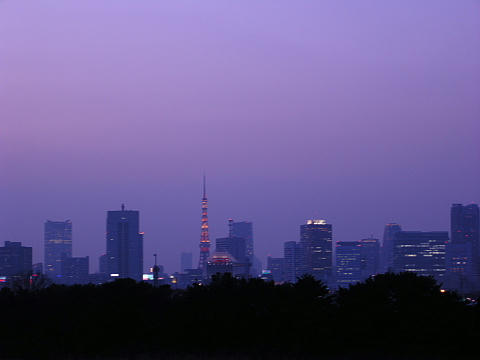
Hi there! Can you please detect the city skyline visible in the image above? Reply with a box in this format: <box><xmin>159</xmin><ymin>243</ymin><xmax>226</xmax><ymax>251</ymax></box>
<box><xmin>1</xmin><ymin>181</ymin><xmax>479</xmax><ymax>273</ymax></box>
<box><xmin>1</xmin><ymin>1</ymin><xmax>479</xmax><ymax>272</ymax></box>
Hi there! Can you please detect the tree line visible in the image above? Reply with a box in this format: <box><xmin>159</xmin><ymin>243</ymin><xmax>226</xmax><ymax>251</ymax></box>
<box><xmin>0</xmin><ymin>272</ymin><xmax>478</xmax><ymax>359</ymax></box>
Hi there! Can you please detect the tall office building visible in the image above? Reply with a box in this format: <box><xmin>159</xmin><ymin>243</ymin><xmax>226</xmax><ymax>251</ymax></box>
<box><xmin>450</xmin><ymin>204</ymin><xmax>479</xmax><ymax>270</ymax></box>
<box><xmin>267</xmin><ymin>256</ymin><xmax>285</xmax><ymax>283</ymax></box>
<box><xmin>299</xmin><ymin>219</ymin><xmax>333</xmax><ymax>283</ymax></box>
<box><xmin>106</xmin><ymin>204</ymin><xmax>143</xmax><ymax>281</ymax></box>
<box><xmin>231</xmin><ymin>221</ymin><xmax>254</xmax><ymax>266</ymax></box>
<box><xmin>216</xmin><ymin>237</ymin><xmax>246</xmax><ymax>261</ymax></box>
<box><xmin>360</xmin><ymin>237</ymin><xmax>380</xmax><ymax>279</ymax></box>
<box><xmin>445</xmin><ymin>204</ymin><xmax>480</xmax><ymax>292</ymax></box>
<box><xmin>451</xmin><ymin>204</ymin><xmax>479</xmax><ymax>245</ymax></box>
<box><xmin>336</xmin><ymin>241</ymin><xmax>362</xmax><ymax>286</ymax></box>
<box><xmin>393</xmin><ymin>231</ymin><xmax>448</xmax><ymax>279</ymax></box>
<box><xmin>284</xmin><ymin>241</ymin><xmax>301</xmax><ymax>283</ymax></box>
<box><xmin>180</xmin><ymin>252</ymin><xmax>193</xmax><ymax>272</ymax></box>
<box><xmin>0</xmin><ymin>241</ymin><xmax>32</xmax><ymax>278</ymax></box>
<box><xmin>44</xmin><ymin>220</ymin><xmax>72</xmax><ymax>279</ymax></box>
<box><xmin>382</xmin><ymin>223</ymin><xmax>402</xmax><ymax>272</ymax></box>
<box><xmin>216</xmin><ymin>235</ymin><xmax>249</xmax><ymax>276</ymax></box>
<box><xmin>62</xmin><ymin>256</ymin><xmax>89</xmax><ymax>285</ymax></box>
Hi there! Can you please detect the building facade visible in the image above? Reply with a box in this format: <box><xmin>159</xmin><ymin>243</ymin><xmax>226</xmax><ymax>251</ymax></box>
<box><xmin>106</xmin><ymin>204</ymin><xmax>143</xmax><ymax>281</ymax></box>
<box><xmin>360</xmin><ymin>237</ymin><xmax>380</xmax><ymax>279</ymax></box>
<box><xmin>231</xmin><ymin>221</ymin><xmax>254</xmax><ymax>270</ymax></box>
<box><xmin>0</xmin><ymin>241</ymin><xmax>32</xmax><ymax>278</ymax></box>
<box><xmin>206</xmin><ymin>252</ymin><xmax>234</xmax><ymax>279</ymax></box>
<box><xmin>267</xmin><ymin>256</ymin><xmax>285</xmax><ymax>283</ymax></box>
<box><xmin>61</xmin><ymin>256</ymin><xmax>89</xmax><ymax>285</ymax></box>
<box><xmin>284</xmin><ymin>241</ymin><xmax>301</xmax><ymax>283</ymax></box>
<box><xmin>393</xmin><ymin>231</ymin><xmax>448</xmax><ymax>279</ymax></box>
<box><xmin>382</xmin><ymin>223</ymin><xmax>402</xmax><ymax>272</ymax></box>
<box><xmin>336</xmin><ymin>241</ymin><xmax>362</xmax><ymax>286</ymax></box>
<box><xmin>215</xmin><ymin>236</ymin><xmax>249</xmax><ymax>276</ymax></box>
<box><xmin>299</xmin><ymin>220</ymin><xmax>333</xmax><ymax>283</ymax></box>
<box><xmin>445</xmin><ymin>204</ymin><xmax>480</xmax><ymax>292</ymax></box>
<box><xmin>44</xmin><ymin>220</ymin><xmax>72</xmax><ymax>280</ymax></box>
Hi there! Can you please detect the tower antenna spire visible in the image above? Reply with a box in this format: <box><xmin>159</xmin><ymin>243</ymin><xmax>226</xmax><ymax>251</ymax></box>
<box><xmin>203</xmin><ymin>173</ymin><xmax>206</xmax><ymax>198</ymax></box>
<box><xmin>198</xmin><ymin>174</ymin><xmax>210</xmax><ymax>274</ymax></box>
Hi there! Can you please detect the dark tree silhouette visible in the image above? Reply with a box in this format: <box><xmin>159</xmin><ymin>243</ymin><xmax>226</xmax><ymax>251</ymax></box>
<box><xmin>0</xmin><ymin>272</ymin><xmax>475</xmax><ymax>359</ymax></box>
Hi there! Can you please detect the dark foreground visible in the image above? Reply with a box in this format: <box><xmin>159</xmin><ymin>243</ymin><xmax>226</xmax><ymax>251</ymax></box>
<box><xmin>0</xmin><ymin>273</ymin><xmax>478</xmax><ymax>359</ymax></box>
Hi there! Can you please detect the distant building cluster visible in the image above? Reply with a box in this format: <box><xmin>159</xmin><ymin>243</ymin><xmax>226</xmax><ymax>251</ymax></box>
<box><xmin>0</xmin><ymin>177</ymin><xmax>478</xmax><ymax>294</ymax></box>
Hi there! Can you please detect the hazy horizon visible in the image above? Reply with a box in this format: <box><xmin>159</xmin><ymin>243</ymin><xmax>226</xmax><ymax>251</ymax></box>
<box><xmin>1</xmin><ymin>0</ymin><xmax>479</xmax><ymax>273</ymax></box>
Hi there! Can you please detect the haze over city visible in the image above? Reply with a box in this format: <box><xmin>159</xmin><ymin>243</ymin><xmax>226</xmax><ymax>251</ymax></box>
<box><xmin>1</xmin><ymin>0</ymin><xmax>479</xmax><ymax>273</ymax></box>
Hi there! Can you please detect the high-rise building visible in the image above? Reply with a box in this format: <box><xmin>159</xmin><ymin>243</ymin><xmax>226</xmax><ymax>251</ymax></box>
<box><xmin>336</xmin><ymin>241</ymin><xmax>362</xmax><ymax>286</ymax></box>
<box><xmin>0</xmin><ymin>241</ymin><xmax>32</xmax><ymax>278</ymax></box>
<box><xmin>99</xmin><ymin>254</ymin><xmax>107</xmax><ymax>274</ymax></box>
<box><xmin>180</xmin><ymin>252</ymin><xmax>193</xmax><ymax>272</ymax></box>
<box><xmin>451</xmin><ymin>204</ymin><xmax>479</xmax><ymax>246</ymax></box>
<box><xmin>231</xmin><ymin>220</ymin><xmax>254</xmax><ymax>267</ymax></box>
<box><xmin>382</xmin><ymin>223</ymin><xmax>402</xmax><ymax>272</ymax></box>
<box><xmin>450</xmin><ymin>204</ymin><xmax>479</xmax><ymax>271</ymax></box>
<box><xmin>393</xmin><ymin>231</ymin><xmax>448</xmax><ymax>279</ymax></box>
<box><xmin>299</xmin><ymin>219</ymin><xmax>333</xmax><ymax>283</ymax></box>
<box><xmin>198</xmin><ymin>176</ymin><xmax>211</xmax><ymax>273</ymax></box>
<box><xmin>216</xmin><ymin>235</ymin><xmax>249</xmax><ymax>276</ymax></box>
<box><xmin>106</xmin><ymin>204</ymin><xmax>143</xmax><ymax>281</ymax></box>
<box><xmin>62</xmin><ymin>256</ymin><xmax>89</xmax><ymax>285</ymax></box>
<box><xmin>267</xmin><ymin>256</ymin><xmax>285</xmax><ymax>283</ymax></box>
<box><xmin>216</xmin><ymin>236</ymin><xmax>247</xmax><ymax>263</ymax></box>
<box><xmin>44</xmin><ymin>220</ymin><xmax>72</xmax><ymax>280</ymax></box>
<box><xmin>284</xmin><ymin>241</ymin><xmax>301</xmax><ymax>283</ymax></box>
<box><xmin>360</xmin><ymin>237</ymin><xmax>380</xmax><ymax>279</ymax></box>
<box><xmin>445</xmin><ymin>204</ymin><xmax>480</xmax><ymax>292</ymax></box>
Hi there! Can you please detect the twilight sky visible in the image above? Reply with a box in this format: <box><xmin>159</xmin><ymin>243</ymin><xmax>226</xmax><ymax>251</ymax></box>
<box><xmin>1</xmin><ymin>0</ymin><xmax>479</xmax><ymax>273</ymax></box>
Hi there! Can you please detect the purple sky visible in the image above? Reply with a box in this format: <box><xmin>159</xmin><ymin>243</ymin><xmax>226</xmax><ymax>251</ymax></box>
<box><xmin>1</xmin><ymin>0</ymin><xmax>479</xmax><ymax>273</ymax></box>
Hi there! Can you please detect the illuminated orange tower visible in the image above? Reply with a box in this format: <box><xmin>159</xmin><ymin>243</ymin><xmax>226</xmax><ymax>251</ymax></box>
<box><xmin>198</xmin><ymin>175</ymin><xmax>210</xmax><ymax>272</ymax></box>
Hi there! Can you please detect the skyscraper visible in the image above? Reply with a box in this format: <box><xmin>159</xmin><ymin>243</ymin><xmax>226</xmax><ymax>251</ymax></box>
<box><xmin>299</xmin><ymin>219</ymin><xmax>333</xmax><ymax>283</ymax></box>
<box><xmin>198</xmin><ymin>176</ymin><xmax>210</xmax><ymax>273</ymax></box>
<box><xmin>451</xmin><ymin>204</ymin><xmax>479</xmax><ymax>246</ymax></box>
<box><xmin>336</xmin><ymin>241</ymin><xmax>362</xmax><ymax>286</ymax></box>
<box><xmin>284</xmin><ymin>241</ymin><xmax>301</xmax><ymax>283</ymax></box>
<box><xmin>106</xmin><ymin>204</ymin><xmax>143</xmax><ymax>281</ymax></box>
<box><xmin>215</xmin><ymin>236</ymin><xmax>247</xmax><ymax>263</ymax></box>
<box><xmin>393</xmin><ymin>231</ymin><xmax>448</xmax><ymax>279</ymax></box>
<box><xmin>62</xmin><ymin>256</ymin><xmax>89</xmax><ymax>285</ymax></box>
<box><xmin>446</xmin><ymin>204</ymin><xmax>480</xmax><ymax>292</ymax></box>
<box><xmin>231</xmin><ymin>220</ymin><xmax>254</xmax><ymax>267</ymax></box>
<box><xmin>216</xmin><ymin>227</ymin><xmax>249</xmax><ymax>277</ymax></box>
<box><xmin>0</xmin><ymin>241</ymin><xmax>32</xmax><ymax>279</ymax></box>
<box><xmin>360</xmin><ymin>237</ymin><xmax>380</xmax><ymax>279</ymax></box>
<box><xmin>180</xmin><ymin>252</ymin><xmax>193</xmax><ymax>272</ymax></box>
<box><xmin>267</xmin><ymin>256</ymin><xmax>285</xmax><ymax>283</ymax></box>
<box><xmin>382</xmin><ymin>223</ymin><xmax>402</xmax><ymax>272</ymax></box>
<box><xmin>450</xmin><ymin>204</ymin><xmax>479</xmax><ymax>269</ymax></box>
<box><xmin>44</xmin><ymin>220</ymin><xmax>72</xmax><ymax>280</ymax></box>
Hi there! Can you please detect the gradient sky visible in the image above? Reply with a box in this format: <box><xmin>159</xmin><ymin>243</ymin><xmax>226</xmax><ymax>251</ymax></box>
<box><xmin>1</xmin><ymin>0</ymin><xmax>479</xmax><ymax>273</ymax></box>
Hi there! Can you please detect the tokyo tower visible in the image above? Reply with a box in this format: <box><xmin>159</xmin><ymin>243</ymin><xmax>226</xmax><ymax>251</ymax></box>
<box><xmin>198</xmin><ymin>175</ymin><xmax>210</xmax><ymax>272</ymax></box>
